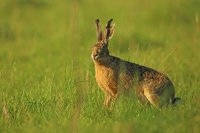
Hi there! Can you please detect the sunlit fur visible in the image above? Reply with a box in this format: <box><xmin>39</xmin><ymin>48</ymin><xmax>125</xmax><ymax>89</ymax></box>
<box><xmin>92</xmin><ymin>19</ymin><xmax>177</xmax><ymax>108</ymax></box>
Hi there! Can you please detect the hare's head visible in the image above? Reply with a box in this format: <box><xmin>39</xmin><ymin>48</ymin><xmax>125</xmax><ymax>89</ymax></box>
<box><xmin>91</xmin><ymin>19</ymin><xmax>115</xmax><ymax>62</ymax></box>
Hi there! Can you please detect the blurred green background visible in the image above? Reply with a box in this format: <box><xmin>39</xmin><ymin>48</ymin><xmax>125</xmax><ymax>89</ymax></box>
<box><xmin>0</xmin><ymin>0</ymin><xmax>200</xmax><ymax>133</ymax></box>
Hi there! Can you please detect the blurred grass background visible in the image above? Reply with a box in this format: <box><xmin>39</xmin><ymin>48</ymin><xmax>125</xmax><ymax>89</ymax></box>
<box><xmin>0</xmin><ymin>0</ymin><xmax>200</xmax><ymax>132</ymax></box>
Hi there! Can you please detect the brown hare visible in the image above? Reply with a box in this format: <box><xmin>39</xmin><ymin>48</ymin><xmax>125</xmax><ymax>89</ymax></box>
<box><xmin>91</xmin><ymin>19</ymin><xmax>179</xmax><ymax>108</ymax></box>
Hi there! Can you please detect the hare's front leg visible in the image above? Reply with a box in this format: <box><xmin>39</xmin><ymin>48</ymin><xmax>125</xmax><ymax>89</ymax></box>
<box><xmin>103</xmin><ymin>90</ymin><xmax>118</xmax><ymax>109</ymax></box>
<box><xmin>108</xmin><ymin>88</ymin><xmax>118</xmax><ymax>110</ymax></box>
<box><xmin>103</xmin><ymin>93</ymin><xmax>111</xmax><ymax>107</ymax></box>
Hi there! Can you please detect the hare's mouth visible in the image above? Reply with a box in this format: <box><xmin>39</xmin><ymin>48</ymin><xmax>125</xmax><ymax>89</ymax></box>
<box><xmin>92</xmin><ymin>54</ymin><xmax>99</xmax><ymax>60</ymax></box>
<box><xmin>94</xmin><ymin>54</ymin><xmax>99</xmax><ymax>60</ymax></box>
<box><xmin>91</xmin><ymin>52</ymin><xmax>99</xmax><ymax>60</ymax></box>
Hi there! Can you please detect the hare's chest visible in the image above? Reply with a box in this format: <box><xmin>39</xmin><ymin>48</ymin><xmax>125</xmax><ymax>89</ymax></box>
<box><xmin>95</xmin><ymin>66</ymin><xmax>117</xmax><ymax>90</ymax></box>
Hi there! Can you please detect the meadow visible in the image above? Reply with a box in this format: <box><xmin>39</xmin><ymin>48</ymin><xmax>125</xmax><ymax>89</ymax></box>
<box><xmin>0</xmin><ymin>0</ymin><xmax>200</xmax><ymax>132</ymax></box>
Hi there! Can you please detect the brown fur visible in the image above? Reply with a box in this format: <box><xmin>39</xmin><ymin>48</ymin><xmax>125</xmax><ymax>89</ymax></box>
<box><xmin>91</xmin><ymin>19</ymin><xmax>176</xmax><ymax>108</ymax></box>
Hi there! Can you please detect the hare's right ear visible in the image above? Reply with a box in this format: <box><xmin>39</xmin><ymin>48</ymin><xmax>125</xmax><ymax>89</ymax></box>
<box><xmin>95</xmin><ymin>19</ymin><xmax>103</xmax><ymax>42</ymax></box>
<box><xmin>104</xmin><ymin>19</ymin><xmax>115</xmax><ymax>42</ymax></box>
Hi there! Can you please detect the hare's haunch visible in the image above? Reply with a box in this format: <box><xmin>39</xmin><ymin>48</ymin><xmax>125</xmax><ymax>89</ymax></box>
<box><xmin>91</xmin><ymin>19</ymin><xmax>179</xmax><ymax>108</ymax></box>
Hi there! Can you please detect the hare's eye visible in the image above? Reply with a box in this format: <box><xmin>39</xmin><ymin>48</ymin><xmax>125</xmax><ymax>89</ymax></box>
<box><xmin>102</xmin><ymin>45</ymin><xmax>107</xmax><ymax>50</ymax></box>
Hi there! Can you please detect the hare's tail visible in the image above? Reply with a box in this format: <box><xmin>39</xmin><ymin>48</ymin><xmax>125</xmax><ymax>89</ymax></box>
<box><xmin>171</xmin><ymin>97</ymin><xmax>181</xmax><ymax>104</ymax></box>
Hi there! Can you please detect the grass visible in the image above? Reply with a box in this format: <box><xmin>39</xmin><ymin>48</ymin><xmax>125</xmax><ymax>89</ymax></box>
<box><xmin>0</xmin><ymin>0</ymin><xmax>200</xmax><ymax>132</ymax></box>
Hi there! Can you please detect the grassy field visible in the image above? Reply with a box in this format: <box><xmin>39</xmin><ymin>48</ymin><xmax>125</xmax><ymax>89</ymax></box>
<box><xmin>0</xmin><ymin>0</ymin><xmax>200</xmax><ymax>132</ymax></box>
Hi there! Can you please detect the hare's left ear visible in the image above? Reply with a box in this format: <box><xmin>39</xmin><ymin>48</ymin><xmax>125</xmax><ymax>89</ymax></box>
<box><xmin>95</xmin><ymin>19</ymin><xmax>103</xmax><ymax>42</ymax></box>
<box><xmin>104</xmin><ymin>19</ymin><xmax>115</xmax><ymax>43</ymax></box>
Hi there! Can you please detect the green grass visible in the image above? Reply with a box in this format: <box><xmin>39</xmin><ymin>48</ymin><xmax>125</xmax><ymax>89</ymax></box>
<box><xmin>0</xmin><ymin>0</ymin><xmax>200</xmax><ymax>132</ymax></box>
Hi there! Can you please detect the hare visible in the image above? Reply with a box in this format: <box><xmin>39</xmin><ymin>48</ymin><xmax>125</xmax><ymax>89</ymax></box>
<box><xmin>91</xmin><ymin>19</ymin><xmax>179</xmax><ymax>108</ymax></box>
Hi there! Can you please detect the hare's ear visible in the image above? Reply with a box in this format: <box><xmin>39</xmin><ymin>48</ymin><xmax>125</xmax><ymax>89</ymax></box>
<box><xmin>104</xmin><ymin>19</ymin><xmax>115</xmax><ymax>42</ymax></box>
<box><xmin>95</xmin><ymin>19</ymin><xmax>103</xmax><ymax>42</ymax></box>
<box><xmin>108</xmin><ymin>23</ymin><xmax>115</xmax><ymax>40</ymax></box>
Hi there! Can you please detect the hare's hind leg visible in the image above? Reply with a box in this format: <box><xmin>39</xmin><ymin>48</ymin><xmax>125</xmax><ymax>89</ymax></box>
<box><xmin>136</xmin><ymin>86</ymin><xmax>150</xmax><ymax>105</ymax></box>
<box><xmin>143</xmin><ymin>83</ymin><xmax>175</xmax><ymax>108</ymax></box>
<box><xmin>143</xmin><ymin>87</ymin><xmax>162</xmax><ymax>107</ymax></box>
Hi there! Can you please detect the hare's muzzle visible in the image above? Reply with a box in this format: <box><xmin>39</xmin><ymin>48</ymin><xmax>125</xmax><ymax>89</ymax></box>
<box><xmin>91</xmin><ymin>52</ymin><xmax>99</xmax><ymax>60</ymax></box>
<box><xmin>91</xmin><ymin>52</ymin><xmax>95</xmax><ymax>60</ymax></box>
<box><xmin>91</xmin><ymin>52</ymin><xmax>94</xmax><ymax>60</ymax></box>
